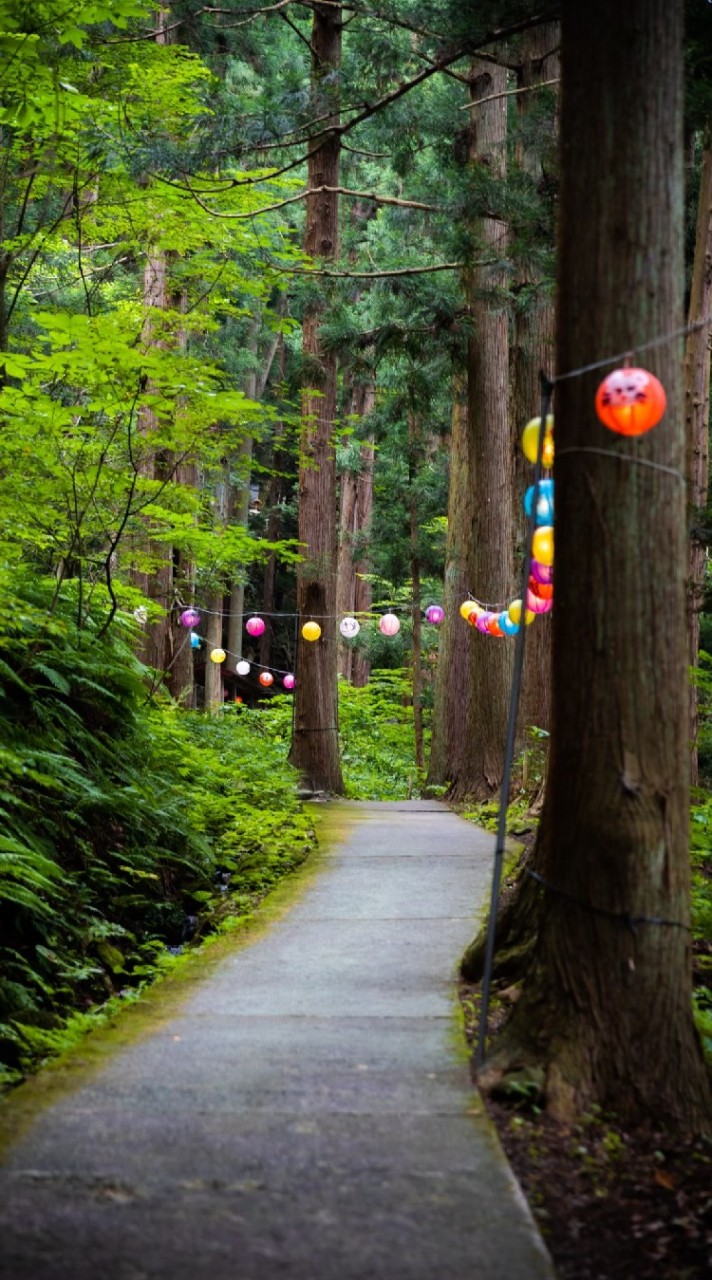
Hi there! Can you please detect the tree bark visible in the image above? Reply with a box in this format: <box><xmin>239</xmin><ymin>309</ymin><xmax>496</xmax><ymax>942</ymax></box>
<box><xmin>513</xmin><ymin>22</ymin><xmax>559</xmax><ymax>739</ymax></box>
<box><xmin>685</xmin><ymin>127</ymin><xmax>712</xmax><ymax>785</ymax></box>
<box><xmin>336</xmin><ymin>383</ymin><xmax>375</xmax><ymax>683</ymax></box>
<box><xmin>290</xmin><ymin>3</ymin><xmax>345</xmax><ymax>793</ymax></box>
<box><xmin>448</xmin><ymin>57</ymin><xmax>514</xmax><ymax>801</ymax></box>
<box><xmin>479</xmin><ymin>0</ymin><xmax>711</xmax><ymax>1131</ymax></box>
<box><xmin>426</xmin><ymin>379</ymin><xmax>476</xmax><ymax>789</ymax></box>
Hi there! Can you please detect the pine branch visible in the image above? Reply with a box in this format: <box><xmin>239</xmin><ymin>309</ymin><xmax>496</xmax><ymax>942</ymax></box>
<box><xmin>169</xmin><ymin>179</ymin><xmax>441</xmax><ymax>219</ymax></box>
<box><xmin>461</xmin><ymin>76</ymin><xmax>560</xmax><ymax>110</ymax></box>
<box><xmin>272</xmin><ymin>261</ymin><xmax>465</xmax><ymax>279</ymax></box>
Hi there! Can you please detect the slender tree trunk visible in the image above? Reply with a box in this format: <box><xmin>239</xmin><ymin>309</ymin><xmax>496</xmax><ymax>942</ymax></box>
<box><xmin>337</xmin><ymin>382</ymin><xmax>375</xmax><ymax>683</ymax></box>
<box><xmin>351</xmin><ymin>442</ymin><xmax>374</xmax><ymax>688</ymax></box>
<box><xmin>513</xmin><ymin>23</ymin><xmax>559</xmax><ymax>739</ymax></box>
<box><xmin>426</xmin><ymin>379</ymin><xmax>476</xmax><ymax>789</ymax></box>
<box><xmin>203</xmin><ymin>588</ymin><xmax>224</xmax><ymax>710</ymax></box>
<box><xmin>480</xmin><ymin>0</ymin><xmax>711</xmax><ymax>1131</ymax></box>
<box><xmin>409</xmin><ymin>411</ymin><xmax>425</xmax><ymax>772</ymax></box>
<box><xmin>290</xmin><ymin>3</ymin><xmax>344</xmax><ymax>793</ymax></box>
<box><xmin>448</xmin><ymin>57</ymin><xmax>513</xmax><ymax>801</ymax></box>
<box><xmin>685</xmin><ymin>127</ymin><xmax>712</xmax><ymax>785</ymax></box>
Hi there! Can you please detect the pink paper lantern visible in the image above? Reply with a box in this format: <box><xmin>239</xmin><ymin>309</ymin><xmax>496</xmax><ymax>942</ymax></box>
<box><xmin>282</xmin><ymin>673</ymin><xmax>295</xmax><ymax>690</ymax></box>
<box><xmin>180</xmin><ymin>608</ymin><xmax>201</xmax><ymax>628</ymax></box>
<box><xmin>526</xmin><ymin>589</ymin><xmax>552</xmax><ymax>615</ymax></box>
<box><xmin>378</xmin><ymin>613</ymin><xmax>401</xmax><ymax>637</ymax></box>
<box><xmin>476</xmin><ymin>612</ymin><xmax>494</xmax><ymax>634</ymax></box>
<box><xmin>246</xmin><ymin>616</ymin><xmax>266</xmax><ymax>637</ymax></box>
<box><xmin>425</xmin><ymin>604</ymin><xmax>445</xmax><ymax>625</ymax></box>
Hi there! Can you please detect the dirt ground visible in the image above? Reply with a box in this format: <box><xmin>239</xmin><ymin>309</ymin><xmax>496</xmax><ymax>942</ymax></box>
<box><xmin>460</xmin><ymin>984</ymin><xmax>712</xmax><ymax>1280</ymax></box>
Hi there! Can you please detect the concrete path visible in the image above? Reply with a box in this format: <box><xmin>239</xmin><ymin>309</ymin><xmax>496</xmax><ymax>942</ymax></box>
<box><xmin>0</xmin><ymin>801</ymin><xmax>553</xmax><ymax>1280</ymax></box>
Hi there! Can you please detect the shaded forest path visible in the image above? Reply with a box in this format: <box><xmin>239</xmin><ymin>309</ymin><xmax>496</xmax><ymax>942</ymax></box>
<box><xmin>0</xmin><ymin>801</ymin><xmax>552</xmax><ymax>1280</ymax></box>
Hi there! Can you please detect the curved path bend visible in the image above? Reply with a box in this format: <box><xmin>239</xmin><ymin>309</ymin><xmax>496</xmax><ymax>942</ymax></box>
<box><xmin>0</xmin><ymin>800</ymin><xmax>553</xmax><ymax>1280</ymax></box>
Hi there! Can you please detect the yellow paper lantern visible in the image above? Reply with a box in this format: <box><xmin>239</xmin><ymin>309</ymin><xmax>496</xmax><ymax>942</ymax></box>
<box><xmin>459</xmin><ymin>599</ymin><xmax>480</xmax><ymax>622</ymax></box>
<box><xmin>302</xmin><ymin>621</ymin><xmax>322</xmax><ymax>642</ymax></box>
<box><xmin>508</xmin><ymin>599</ymin><xmax>535</xmax><ymax>627</ymax></box>
<box><xmin>210</xmin><ymin>647</ymin><xmax>226</xmax><ymax>663</ymax></box>
<box><xmin>521</xmin><ymin>415</ymin><xmax>555</xmax><ymax>468</ymax></box>
<box><xmin>531</xmin><ymin>525</ymin><xmax>554</xmax><ymax>567</ymax></box>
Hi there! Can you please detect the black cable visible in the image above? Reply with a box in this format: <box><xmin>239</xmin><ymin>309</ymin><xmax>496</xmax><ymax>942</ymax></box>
<box><xmin>475</xmin><ymin>371</ymin><xmax>555</xmax><ymax>1068</ymax></box>
<box><xmin>524</xmin><ymin>868</ymin><xmax>690</xmax><ymax>933</ymax></box>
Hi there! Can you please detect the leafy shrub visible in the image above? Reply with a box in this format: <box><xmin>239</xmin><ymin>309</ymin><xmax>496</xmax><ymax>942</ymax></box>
<box><xmin>0</xmin><ymin>576</ymin><xmax>315</xmax><ymax>1085</ymax></box>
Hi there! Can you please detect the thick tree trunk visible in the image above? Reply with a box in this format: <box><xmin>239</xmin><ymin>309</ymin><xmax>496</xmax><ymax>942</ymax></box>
<box><xmin>513</xmin><ymin>23</ymin><xmax>558</xmax><ymax>739</ymax></box>
<box><xmin>480</xmin><ymin>0</ymin><xmax>711</xmax><ymax>1131</ymax></box>
<box><xmin>685</xmin><ymin>128</ymin><xmax>712</xmax><ymax>785</ymax></box>
<box><xmin>426</xmin><ymin>380</ymin><xmax>476</xmax><ymax>789</ymax></box>
<box><xmin>448</xmin><ymin>58</ymin><xmax>514</xmax><ymax>801</ymax></box>
<box><xmin>290</xmin><ymin>3</ymin><xmax>344</xmax><ymax>793</ymax></box>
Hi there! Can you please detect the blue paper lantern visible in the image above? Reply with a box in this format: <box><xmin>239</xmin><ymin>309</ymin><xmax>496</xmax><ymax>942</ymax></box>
<box><xmin>190</xmin><ymin>631</ymin><xmax>201</xmax><ymax>649</ymax></box>
<box><xmin>523</xmin><ymin>478</ymin><xmax>554</xmax><ymax>525</ymax></box>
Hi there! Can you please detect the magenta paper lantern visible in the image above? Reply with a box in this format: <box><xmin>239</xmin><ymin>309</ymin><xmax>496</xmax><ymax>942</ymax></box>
<box><xmin>378</xmin><ymin>613</ymin><xmax>401</xmax><ymax>637</ymax></box>
<box><xmin>282</xmin><ymin>673</ymin><xmax>295</xmax><ymax>690</ymax></box>
<box><xmin>246</xmin><ymin>616</ymin><xmax>266</xmax><ymax>638</ymax></box>
<box><xmin>180</xmin><ymin>608</ymin><xmax>201</xmax><ymax>628</ymax></box>
<box><xmin>530</xmin><ymin>559</ymin><xmax>553</xmax><ymax>586</ymax></box>
<box><xmin>425</xmin><ymin>604</ymin><xmax>445</xmax><ymax>625</ymax></box>
<box><xmin>476</xmin><ymin>612</ymin><xmax>494</xmax><ymax>634</ymax></box>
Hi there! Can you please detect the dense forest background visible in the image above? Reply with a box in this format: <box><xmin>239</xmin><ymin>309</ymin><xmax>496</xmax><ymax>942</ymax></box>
<box><xmin>0</xmin><ymin>0</ymin><xmax>709</xmax><ymax>1144</ymax></box>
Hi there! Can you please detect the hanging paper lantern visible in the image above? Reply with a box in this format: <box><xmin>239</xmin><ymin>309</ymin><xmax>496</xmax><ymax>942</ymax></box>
<box><xmin>486</xmin><ymin>614</ymin><xmax>504</xmax><ymax>636</ymax></box>
<box><xmin>526</xmin><ymin>588</ymin><xmax>553</xmax><ymax>615</ymax></box>
<box><xmin>498</xmin><ymin>611</ymin><xmax>519</xmax><ymax>636</ymax></box>
<box><xmin>425</xmin><ymin>604</ymin><xmax>445</xmax><ymax>625</ymax></box>
<box><xmin>378</xmin><ymin>613</ymin><xmax>401</xmax><ymax>636</ymax></box>
<box><xmin>190</xmin><ymin>631</ymin><xmax>201</xmax><ymax>649</ymax></box>
<box><xmin>210</xmin><ymin>647</ymin><xmax>226</xmax><ymax>663</ymax></box>
<box><xmin>529</xmin><ymin>576</ymin><xmax>554</xmax><ymax>601</ymax></box>
<box><xmin>246</xmin><ymin>616</ymin><xmax>266</xmax><ymax>638</ymax></box>
<box><xmin>180</xmin><ymin>608</ymin><xmax>201</xmax><ymax>628</ymax></box>
<box><xmin>133</xmin><ymin>606</ymin><xmax>148</xmax><ymax>624</ymax></box>
<box><xmin>236</xmin><ymin>659</ymin><xmax>250</xmax><ymax>676</ymax></box>
<box><xmin>259</xmin><ymin>671</ymin><xmax>274</xmax><ymax>687</ymax></box>
<box><xmin>530</xmin><ymin>559</ymin><xmax>554</xmax><ymax>586</ymax></box>
<box><xmin>521</xmin><ymin>414</ymin><xmax>555</xmax><ymax>467</ymax></box>
<box><xmin>523</xmin><ymin>479</ymin><xmax>554</xmax><ymax>525</ymax></box>
<box><xmin>459</xmin><ymin>599</ymin><xmax>479</xmax><ymax>622</ymax></box>
<box><xmin>475</xmin><ymin>611</ymin><xmax>494</xmax><ymax>634</ymax></box>
<box><xmin>282</xmin><ymin>673</ymin><xmax>295</xmax><ymax>690</ymax></box>
<box><xmin>595</xmin><ymin>366</ymin><xmax>666</xmax><ymax>436</ymax></box>
<box><xmin>466</xmin><ymin>606</ymin><xmax>484</xmax><ymax>627</ymax></box>
<box><xmin>302</xmin><ymin>621</ymin><xmax>321</xmax><ymax>642</ymax></box>
<box><xmin>531</xmin><ymin>525</ymin><xmax>554</xmax><ymax>567</ymax></box>
<box><xmin>508</xmin><ymin>599</ymin><xmax>535</xmax><ymax>626</ymax></box>
<box><xmin>340</xmin><ymin>616</ymin><xmax>360</xmax><ymax>638</ymax></box>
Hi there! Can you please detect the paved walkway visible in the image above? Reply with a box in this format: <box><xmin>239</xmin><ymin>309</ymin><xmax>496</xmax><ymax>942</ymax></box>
<box><xmin>0</xmin><ymin>801</ymin><xmax>553</xmax><ymax>1280</ymax></box>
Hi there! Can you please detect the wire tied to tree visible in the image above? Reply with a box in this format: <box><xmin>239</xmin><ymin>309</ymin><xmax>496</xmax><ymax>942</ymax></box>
<box><xmin>524</xmin><ymin>868</ymin><xmax>691</xmax><ymax>934</ymax></box>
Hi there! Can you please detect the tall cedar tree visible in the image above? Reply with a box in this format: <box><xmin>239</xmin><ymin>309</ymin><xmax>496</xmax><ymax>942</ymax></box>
<box><xmin>290</xmin><ymin>3</ymin><xmax>345</xmax><ymax>794</ymax></box>
<box><xmin>478</xmin><ymin>0</ymin><xmax>712</xmax><ymax>1130</ymax></box>
<box><xmin>448</xmin><ymin>57</ymin><xmax>514</xmax><ymax>801</ymax></box>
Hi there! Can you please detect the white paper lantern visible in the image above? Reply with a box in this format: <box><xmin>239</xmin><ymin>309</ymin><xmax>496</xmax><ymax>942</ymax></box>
<box><xmin>339</xmin><ymin>616</ymin><xmax>360</xmax><ymax>638</ymax></box>
<box><xmin>236</xmin><ymin>660</ymin><xmax>250</xmax><ymax>676</ymax></box>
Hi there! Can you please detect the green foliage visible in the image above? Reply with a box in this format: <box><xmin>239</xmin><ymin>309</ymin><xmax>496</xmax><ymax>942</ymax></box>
<box><xmin>0</xmin><ymin>576</ymin><xmax>315</xmax><ymax>1085</ymax></box>
<box><xmin>338</xmin><ymin>670</ymin><xmax>425</xmax><ymax>798</ymax></box>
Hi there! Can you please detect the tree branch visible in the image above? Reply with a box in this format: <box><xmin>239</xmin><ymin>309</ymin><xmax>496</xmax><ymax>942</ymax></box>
<box><xmin>460</xmin><ymin>76</ymin><xmax>560</xmax><ymax>109</ymax></box>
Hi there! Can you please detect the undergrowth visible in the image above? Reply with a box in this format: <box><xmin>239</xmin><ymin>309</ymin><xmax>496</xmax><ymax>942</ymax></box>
<box><xmin>0</xmin><ymin>576</ymin><xmax>316</xmax><ymax>1088</ymax></box>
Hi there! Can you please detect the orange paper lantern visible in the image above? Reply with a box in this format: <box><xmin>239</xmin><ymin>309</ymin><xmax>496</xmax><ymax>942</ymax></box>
<box><xmin>595</xmin><ymin>366</ymin><xmax>666</xmax><ymax>436</ymax></box>
<box><xmin>259</xmin><ymin>671</ymin><xmax>274</xmax><ymax>687</ymax></box>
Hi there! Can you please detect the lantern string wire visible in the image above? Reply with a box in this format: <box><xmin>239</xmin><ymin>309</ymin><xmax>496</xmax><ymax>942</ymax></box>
<box><xmin>555</xmin><ymin>446</ymin><xmax>685</xmax><ymax>483</ymax></box>
<box><xmin>523</xmin><ymin>868</ymin><xmax>690</xmax><ymax>933</ymax></box>
<box><xmin>553</xmin><ymin>315</ymin><xmax>709</xmax><ymax>382</ymax></box>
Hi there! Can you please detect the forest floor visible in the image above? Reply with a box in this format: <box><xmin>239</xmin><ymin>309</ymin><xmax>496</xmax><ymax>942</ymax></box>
<box><xmin>460</xmin><ymin>983</ymin><xmax>712</xmax><ymax>1280</ymax></box>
